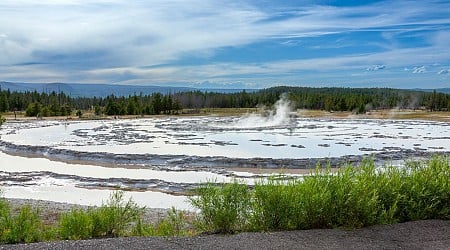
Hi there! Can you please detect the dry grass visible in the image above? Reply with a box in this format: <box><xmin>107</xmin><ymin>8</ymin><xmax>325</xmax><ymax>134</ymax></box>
<box><xmin>296</xmin><ymin>109</ymin><xmax>450</xmax><ymax>122</ymax></box>
<box><xmin>3</xmin><ymin>109</ymin><xmax>450</xmax><ymax>122</ymax></box>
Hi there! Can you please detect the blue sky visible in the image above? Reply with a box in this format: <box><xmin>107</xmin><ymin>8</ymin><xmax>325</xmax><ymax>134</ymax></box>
<box><xmin>1</xmin><ymin>0</ymin><xmax>450</xmax><ymax>89</ymax></box>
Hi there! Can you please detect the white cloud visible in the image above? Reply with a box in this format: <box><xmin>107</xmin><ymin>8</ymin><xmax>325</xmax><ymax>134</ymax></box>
<box><xmin>412</xmin><ymin>66</ymin><xmax>427</xmax><ymax>74</ymax></box>
<box><xmin>366</xmin><ymin>65</ymin><xmax>386</xmax><ymax>71</ymax></box>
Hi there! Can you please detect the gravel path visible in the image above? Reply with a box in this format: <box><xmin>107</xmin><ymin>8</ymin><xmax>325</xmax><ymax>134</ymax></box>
<box><xmin>1</xmin><ymin>220</ymin><xmax>449</xmax><ymax>249</ymax></box>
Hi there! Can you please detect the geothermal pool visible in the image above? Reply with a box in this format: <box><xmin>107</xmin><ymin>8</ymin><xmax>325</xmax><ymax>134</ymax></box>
<box><xmin>0</xmin><ymin>108</ymin><xmax>449</xmax><ymax>209</ymax></box>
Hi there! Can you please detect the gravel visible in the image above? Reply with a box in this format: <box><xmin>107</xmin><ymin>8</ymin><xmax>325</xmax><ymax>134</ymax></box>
<box><xmin>1</xmin><ymin>220</ymin><xmax>449</xmax><ymax>249</ymax></box>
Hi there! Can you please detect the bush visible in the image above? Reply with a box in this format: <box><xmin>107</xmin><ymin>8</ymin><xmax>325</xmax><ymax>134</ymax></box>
<box><xmin>76</xmin><ymin>110</ymin><xmax>83</xmax><ymax>118</ymax></box>
<box><xmin>0</xmin><ymin>113</ymin><xmax>5</xmax><ymax>126</ymax></box>
<box><xmin>134</xmin><ymin>207</ymin><xmax>191</xmax><ymax>236</ymax></box>
<box><xmin>0</xmin><ymin>205</ymin><xmax>43</xmax><ymax>244</ymax></box>
<box><xmin>189</xmin><ymin>181</ymin><xmax>251</xmax><ymax>233</ymax></box>
<box><xmin>155</xmin><ymin>207</ymin><xmax>189</xmax><ymax>236</ymax></box>
<box><xmin>396</xmin><ymin>156</ymin><xmax>450</xmax><ymax>221</ymax></box>
<box><xmin>89</xmin><ymin>191</ymin><xmax>144</xmax><ymax>238</ymax></box>
<box><xmin>59</xmin><ymin>209</ymin><xmax>93</xmax><ymax>240</ymax></box>
<box><xmin>190</xmin><ymin>156</ymin><xmax>450</xmax><ymax>233</ymax></box>
<box><xmin>0</xmin><ymin>191</ymin><xmax>194</xmax><ymax>244</ymax></box>
<box><xmin>0</xmin><ymin>198</ymin><xmax>11</xmax><ymax>240</ymax></box>
<box><xmin>59</xmin><ymin>191</ymin><xmax>147</xmax><ymax>240</ymax></box>
<box><xmin>251</xmin><ymin>177</ymin><xmax>303</xmax><ymax>230</ymax></box>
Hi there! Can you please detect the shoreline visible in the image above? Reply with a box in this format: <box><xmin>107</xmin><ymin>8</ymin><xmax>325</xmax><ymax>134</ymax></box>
<box><xmin>3</xmin><ymin>109</ymin><xmax>450</xmax><ymax>122</ymax></box>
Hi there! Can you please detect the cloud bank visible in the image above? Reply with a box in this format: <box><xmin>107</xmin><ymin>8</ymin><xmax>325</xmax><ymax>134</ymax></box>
<box><xmin>1</xmin><ymin>0</ymin><xmax>450</xmax><ymax>88</ymax></box>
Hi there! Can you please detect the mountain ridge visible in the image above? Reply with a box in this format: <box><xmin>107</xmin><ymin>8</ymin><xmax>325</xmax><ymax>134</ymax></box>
<box><xmin>1</xmin><ymin>81</ymin><xmax>448</xmax><ymax>97</ymax></box>
<box><xmin>0</xmin><ymin>81</ymin><xmax>254</xmax><ymax>97</ymax></box>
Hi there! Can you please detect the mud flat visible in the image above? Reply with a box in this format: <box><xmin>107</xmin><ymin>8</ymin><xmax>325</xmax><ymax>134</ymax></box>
<box><xmin>1</xmin><ymin>113</ymin><xmax>449</xmax><ymax>208</ymax></box>
<box><xmin>1</xmin><ymin>139</ymin><xmax>448</xmax><ymax>171</ymax></box>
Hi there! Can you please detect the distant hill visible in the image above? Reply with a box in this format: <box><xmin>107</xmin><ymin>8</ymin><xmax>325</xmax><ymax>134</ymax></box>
<box><xmin>413</xmin><ymin>88</ymin><xmax>450</xmax><ymax>94</ymax></box>
<box><xmin>0</xmin><ymin>82</ymin><xmax>254</xmax><ymax>97</ymax></box>
<box><xmin>436</xmin><ymin>88</ymin><xmax>450</xmax><ymax>94</ymax></box>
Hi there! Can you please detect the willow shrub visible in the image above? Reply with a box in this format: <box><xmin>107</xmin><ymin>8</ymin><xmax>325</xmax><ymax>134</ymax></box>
<box><xmin>59</xmin><ymin>191</ymin><xmax>144</xmax><ymax>240</ymax></box>
<box><xmin>189</xmin><ymin>181</ymin><xmax>252</xmax><ymax>233</ymax></box>
<box><xmin>59</xmin><ymin>209</ymin><xmax>93</xmax><ymax>240</ymax></box>
<box><xmin>0</xmin><ymin>203</ymin><xmax>43</xmax><ymax>244</ymax></box>
<box><xmin>397</xmin><ymin>156</ymin><xmax>450</xmax><ymax>221</ymax></box>
<box><xmin>190</xmin><ymin>156</ymin><xmax>450</xmax><ymax>233</ymax></box>
<box><xmin>133</xmin><ymin>207</ymin><xmax>192</xmax><ymax>237</ymax></box>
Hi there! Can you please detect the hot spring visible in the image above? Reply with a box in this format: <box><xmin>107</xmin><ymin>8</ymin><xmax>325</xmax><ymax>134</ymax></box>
<box><xmin>1</xmin><ymin>100</ymin><xmax>449</xmax><ymax>208</ymax></box>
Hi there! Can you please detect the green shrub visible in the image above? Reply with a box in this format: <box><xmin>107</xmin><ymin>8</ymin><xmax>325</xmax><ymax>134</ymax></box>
<box><xmin>252</xmin><ymin>177</ymin><xmax>302</xmax><ymax>230</ymax></box>
<box><xmin>0</xmin><ymin>113</ymin><xmax>5</xmax><ymax>126</ymax></box>
<box><xmin>189</xmin><ymin>181</ymin><xmax>251</xmax><ymax>233</ymax></box>
<box><xmin>0</xmin><ymin>198</ymin><xmax>11</xmax><ymax>242</ymax></box>
<box><xmin>190</xmin><ymin>156</ymin><xmax>450</xmax><ymax>233</ymax></box>
<box><xmin>59</xmin><ymin>209</ymin><xmax>93</xmax><ymax>240</ymax></box>
<box><xmin>1</xmin><ymin>205</ymin><xmax>43</xmax><ymax>244</ymax></box>
<box><xmin>132</xmin><ymin>208</ymin><xmax>193</xmax><ymax>237</ymax></box>
<box><xmin>89</xmin><ymin>191</ymin><xmax>144</xmax><ymax>238</ymax></box>
<box><xmin>59</xmin><ymin>191</ymin><xmax>145</xmax><ymax>239</ymax></box>
<box><xmin>397</xmin><ymin>156</ymin><xmax>450</xmax><ymax>221</ymax></box>
<box><xmin>290</xmin><ymin>171</ymin><xmax>334</xmax><ymax>229</ymax></box>
<box><xmin>156</xmin><ymin>207</ymin><xmax>189</xmax><ymax>236</ymax></box>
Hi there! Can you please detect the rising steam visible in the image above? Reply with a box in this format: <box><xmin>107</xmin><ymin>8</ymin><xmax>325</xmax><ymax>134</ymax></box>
<box><xmin>229</xmin><ymin>94</ymin><xmax>294</xmax><ymax>129</ymax></box>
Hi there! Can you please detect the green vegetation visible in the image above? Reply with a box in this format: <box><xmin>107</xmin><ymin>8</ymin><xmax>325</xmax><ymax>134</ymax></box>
<box><xmin>59</xmin><ymin>191</ymin><xmax>144</xmax><ymax>239</ymax></box>
<box><xmin>0</xmin><ymin>113</ymin><xmax>4</xmax><ymax>126</ymax></box>
<box><xmin>0</xmin><ymin>199</ymin><xmax>44</xmax><ymax>244</ymax></box>
<box><xmin>0</xmin><ymin>191</ymin><xmax>191</xmax><ymax>244</ymax></box>
<box><xmin>0</xmin><ymin>156</ymin><xmax>448</xmax><ymax>244</ymax></box>
<box><xmin>133</xmin><ymin>207</ymin><xmax>192</xmax><ymax>237</ymax></box>
<box><xmin>0</xmin><ymin>86</ymin><xmax>449</xmax><ymax>118</ymax></box>
<box><xmin>190</xmin><ymin>181</ymin><xmax>252</xmax><ymax>233</ymax></box>
<box><xmin>190</xmin><ymin>156</ymin><xmax>449</xmax><ymax>233</ymax></box>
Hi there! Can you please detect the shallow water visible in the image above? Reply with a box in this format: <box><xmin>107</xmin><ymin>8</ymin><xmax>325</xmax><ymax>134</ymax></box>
<box><xmin>0</xmin><ymin>115</ymin><xmax>449</xmax><ymax>208</ymax></box>
<box><xmin>2</xmin><ymin>117</ymin><xmax>449</xmax><ymax>158</ymax></box>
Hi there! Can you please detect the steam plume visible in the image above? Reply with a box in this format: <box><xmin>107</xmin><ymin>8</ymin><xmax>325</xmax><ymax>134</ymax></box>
<box><xmin>230</xmin><ymin>94</ymin><xmax>293</xmax><ymax>129</ymax></box>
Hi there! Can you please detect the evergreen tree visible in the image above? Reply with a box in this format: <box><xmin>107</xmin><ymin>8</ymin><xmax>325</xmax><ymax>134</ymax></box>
<box><xmin>25</xmin><ymin>102</ymin><xmax>41</xmax><ymax>117</ymax></box>
<box><xmin>0</xmin><ymin>113</ymin><xmax>5</xmax><ymax>126</ymax></box>
<box><xmin>0</xmin><ymin>92</ymin><xmax>9</xmax><ymax>112</ymax></box>
<box><xmin>94</xmin><ymin>104</ymin><xmax>102</xmax><ymax>116</ymax></box>
<box><xmin>152</xmin><ymin>93</ymin><xmax>163</xmax><ymax>114</ymax></box>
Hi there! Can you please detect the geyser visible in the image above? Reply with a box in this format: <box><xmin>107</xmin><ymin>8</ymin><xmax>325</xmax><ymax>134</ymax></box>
<box><xmin>230</xmin><ymin>95</ymin><xmax>294</xmax><ymax>129</ymax></box>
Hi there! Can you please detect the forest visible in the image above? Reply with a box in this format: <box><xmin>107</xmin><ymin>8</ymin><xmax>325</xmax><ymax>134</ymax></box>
<box><xmin>0</xmin><ymin>86</ymin><xmax>449</xmax><ymax>118</ymax></box>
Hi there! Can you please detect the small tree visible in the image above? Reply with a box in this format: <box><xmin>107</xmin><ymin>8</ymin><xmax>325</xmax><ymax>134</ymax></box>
<box><xmin>152</xmin><ymin>93</ymin><xmax>163</xmax><ymax>115</ymax></box>
<box><xmin>0</xmin><ymin>113</ymin><xmax>5</xmax><ymax>126</ymax></box>
<box><xmin>94</xmin><ymin>104</ymin><xmax>102</xmax><ymax>116</ymax></box>
<box><xmin>76</xmin><ymin>110</ymin><xmax>83</xmax><ymax>118</ymax></box>
<box><xmin>0</xmin><ymin>92</ymin><xmax>9</xmax><ymax>112</ymax></box>
<box><xmin>356</xmin><ymin>103</ymin><xmax>366</xmax><ymax>114</ymax></box>
<box><xmin>25</xmin><ymin>102</ymin><xmax>41</xmax><ymax>117</ymax></box>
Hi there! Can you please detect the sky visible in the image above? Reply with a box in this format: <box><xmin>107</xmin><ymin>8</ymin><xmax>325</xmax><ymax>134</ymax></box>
<box><xmin>1</xmin><ymin>0</ymin><xmax>450</xmax><ymax>89</ymax></box>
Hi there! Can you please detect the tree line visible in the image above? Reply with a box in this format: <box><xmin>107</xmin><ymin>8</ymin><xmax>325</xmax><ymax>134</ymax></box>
<box><xmin>172</xmin><ymin>87</ymin><xmax>449</xmax><ymax>113</ymax></box>
<box><xmin>0</xmin><ymin>86</ymin><xmax>449</xmax><ymax>118</ymax></box>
